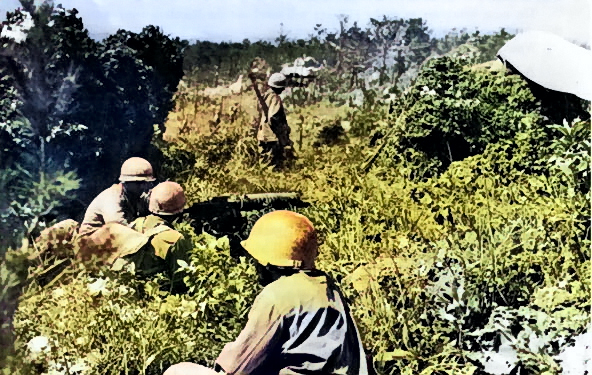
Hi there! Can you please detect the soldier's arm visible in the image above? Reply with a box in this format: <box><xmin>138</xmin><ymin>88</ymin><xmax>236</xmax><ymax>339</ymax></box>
<box><xmin>215</xmin><ymin>289</ymin><xmax>283</xmax><ymax>375</ymax></box>
<box><xmin>266</xmin><ymin>95</ymin><xmax>282</xmax><ymax>124</ymax></box>
<box><xmin>102</xmin><ymin>204</ymin><xmax>128</xmax><ymax>225</ymax></box>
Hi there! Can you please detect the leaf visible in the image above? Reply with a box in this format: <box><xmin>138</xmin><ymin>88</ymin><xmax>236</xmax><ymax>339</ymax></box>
<box><xmin>144</xmin><ymin>354</ymin><xmax>156</xmax><ymax>368</ymax></box>
<box><xmin>464</xmin><ymin>231</ymin><xmax>478</xmax><ymax>244</ymax></box>
<box><xmin>376</xmin><ymin>349</ymin><xmax>413</xmax><ymax>362</ymax></box>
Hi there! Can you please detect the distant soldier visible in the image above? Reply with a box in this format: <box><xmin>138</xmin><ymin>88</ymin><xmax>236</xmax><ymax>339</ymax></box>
<box><xmin>164</xmin><ymin>210</ymin><xmax>371</xmax><ymax>375</ymax></box>
<box><xmin>109</xmin><ymin>181</ymin><xmax>192</xmax><ymax>293</ymax></box>
<box><xmin>256</xmin><ymin>73</ymin><xmax>294</xmax><ymax>168</ymax></box>
<box><xmin>78</xmin><ymin>157</ymin><xmax>156</xmax><ymax>237</ymax></box>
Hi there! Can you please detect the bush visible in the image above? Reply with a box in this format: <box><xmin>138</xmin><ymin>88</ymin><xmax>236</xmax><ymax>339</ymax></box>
<box><xmin>378</xmin><ymin>56</ymin><xmax>570</xmax><ymax>176</ymax></box>
<box><xmin>0</xmin><ymin>1</ymin><xmax>186</xmax><ymax>248</ymax></box>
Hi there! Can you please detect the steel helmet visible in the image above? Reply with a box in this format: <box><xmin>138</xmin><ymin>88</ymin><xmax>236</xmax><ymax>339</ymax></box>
<box><xmin>268</xmin><ymin>72</ymin><xmax>287</xmax><ymax>88</ymax></box>
<box><xmin>119</xmin><ymin>157</ymin><xmax>156</xmax><ymax>182</ymax></box>
<box><xmin>149</xmin><ymin>181</ymin><xmax>186</xmax><ymax>215</ymax></box>
<box><xmin>241</xmin><ymin>210</ymin><xmax>318</xmax><ymax>269</ymax></box>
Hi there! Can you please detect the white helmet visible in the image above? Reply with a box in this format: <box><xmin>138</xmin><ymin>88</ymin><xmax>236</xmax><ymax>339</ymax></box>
<box><xmin>268</xmin><ymin>73</ymin><xmax>288</xmax><ymax>88</ymax></box>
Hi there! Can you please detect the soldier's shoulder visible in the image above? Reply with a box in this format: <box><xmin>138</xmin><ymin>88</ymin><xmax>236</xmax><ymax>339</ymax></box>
<box><xmin>101</xmin><ymin>184</ymin><xmax>123</xmax><ymax>198</ymax></box>
<box><xmin>88</xmin><ymin>184</ymin><xmax>122</xmax><ymax>207</ymax></box>
<box><xmin>154</xmin><ymin>228</ymin><xmax>183</xmax><ymax>244</ymax></box>
<box><xmin>150</xmin><ymin>227</ymin><xmax>184</xmax><ymax>258</ymax></box>
<box><xmin>259</xmin><ymin>272</ymin><xmax>329</xmax><ymax>312</ymax></box>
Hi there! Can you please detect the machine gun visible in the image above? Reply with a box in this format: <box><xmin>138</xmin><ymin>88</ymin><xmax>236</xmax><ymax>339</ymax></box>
<box><xmin>183</xmin><ymin>192</ymin><xmax>310</xmax><ymax>257</ymax></box>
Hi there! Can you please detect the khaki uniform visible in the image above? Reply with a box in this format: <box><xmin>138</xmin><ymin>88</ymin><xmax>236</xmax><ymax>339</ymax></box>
<box><xmin>111</xmin><ymin>215</ymin><xmax>191</xmax><ymax>289</ymax></box>
<box><xmin>257</xmin><ymin>89</ymin><xmax>291</xmax><ymax>146</ymax></box>
<box><xmin>257</xmin><ymin>89</ymin><xmax>293</xmax><ymax>167</ymax></box>
<box><xmin>32</xmin><ymin>219</ymin><xmax>79</xmax><ymax>259</ymax></box>
<box><xmin>216</xmin><ymin>271</ymin><xmax>369</xmax><ymax>375</ymax></box>
<box><xmin>78</xmin><ymin>184</ymin><xmax>149</xmax><ymax>237</ymax></box>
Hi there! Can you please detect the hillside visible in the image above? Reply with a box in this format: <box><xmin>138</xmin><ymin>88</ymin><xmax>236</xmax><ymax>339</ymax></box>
<box><xmin>1</xmin><ymin>3</ymin><xmax>590</xmax><ymax>375</ymax></box>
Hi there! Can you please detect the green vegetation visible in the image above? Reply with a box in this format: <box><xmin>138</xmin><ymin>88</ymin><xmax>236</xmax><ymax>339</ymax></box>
<box><xmin>1</xmin><ymin>1</ymin><xmax>590</xmax><ymax>374</ymax></box>
<box><xmin>0</xmin><ymin>0</ymin><xmax>186</xmax><ymax>250</ymax></box>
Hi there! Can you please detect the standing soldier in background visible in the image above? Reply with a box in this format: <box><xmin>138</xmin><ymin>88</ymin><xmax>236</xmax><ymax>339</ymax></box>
<box><xmin>163</xmin><ymin>210</ymin><xmax>371</xmax><ymax>375</ymax></box>
<box><xmin>248</xmin><ymin>60</ymin><xmax>295</xmax><ymax>169</ymax></box>
<box><xmin>256</xmin><ymin>73</ymin><xmax>294</xmax><ymax>169</ymax></box>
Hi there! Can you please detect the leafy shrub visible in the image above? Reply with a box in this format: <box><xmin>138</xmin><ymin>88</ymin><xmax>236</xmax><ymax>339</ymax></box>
<box><xmin>6</xmin><ymin>224</ymin><xmax>258</xmax><ymax>375</ymax></box>
<box><xmin>0</xmin><ymin>1</ymin><xmax>186</xmax><ymax>248</ymax></box>
<box><xmin>367</xmin><ymin>56</ymin><xmax>590</xmax><ymax>179</ymax></box>
<box><xmin>547</xmin><ymin>119</ymin><xmax>591</xmax><ymax>193</ymax></box>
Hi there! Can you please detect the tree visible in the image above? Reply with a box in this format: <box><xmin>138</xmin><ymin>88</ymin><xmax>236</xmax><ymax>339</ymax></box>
<box><xmin>0</xmin><ymin>0</ymin><xmax>186</xmax><ymax>248</ymax></box>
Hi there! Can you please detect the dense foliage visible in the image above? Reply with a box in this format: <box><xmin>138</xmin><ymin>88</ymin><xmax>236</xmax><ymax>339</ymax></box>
<box><xmin>384</xmin><ymin>56</ymin><xmax>551</xmax><ymax>174</ymax></box>
<box><xmin>1</xmin><ymin>2</ymin><xmax>590</xmax><ymax>375</ymax></box>
<box><xmin>0</xmin><ymin>0</ymin><xmax>186</xmax><ymax>249</ymax></box>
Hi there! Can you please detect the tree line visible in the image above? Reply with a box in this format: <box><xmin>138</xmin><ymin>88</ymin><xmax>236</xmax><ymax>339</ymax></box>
<box><xmin>183</xmin><ymin>15</ymin><xmax>513</xmax><ymax>87</ymax></box>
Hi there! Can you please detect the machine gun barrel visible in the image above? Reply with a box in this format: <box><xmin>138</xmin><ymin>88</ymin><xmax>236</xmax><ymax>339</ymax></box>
<box><xmin>185</xmin><ymin>192</ymin><xmax>306</xmax><ymax>214</ymax></box>
<box><xmin>183</xmin><ymin>192</ymin><xmax>309</xmax><ymax>258</ymax></box>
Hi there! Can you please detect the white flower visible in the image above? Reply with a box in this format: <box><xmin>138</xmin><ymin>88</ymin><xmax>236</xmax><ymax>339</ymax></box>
<box><xmin>52</xmin><ymin>287</ymin><xmax>65</xmax><ymax>299</ymax></box>
<box><xmin>420</xmin><ymin>86</ymin><xmax>437</xmax><ymax>96</ymax></box>
<box><xmin>87</xmin><ymin>278</ymin><xmax>109</xmax><ymax>296</ymax></box>
<box><xmin>69</xmin><ymin>359</ymin><xmax>89</xmax><ymax>373</ymax></box>
<box><xmin>27</xmin><ymin>335</ymin><xmax>50</xmax><ymax>354</ymax></box>
<box><xmin>118</xmin><ymin>284</ymin><xmax>131</xmax><ymax>296</ymax></box>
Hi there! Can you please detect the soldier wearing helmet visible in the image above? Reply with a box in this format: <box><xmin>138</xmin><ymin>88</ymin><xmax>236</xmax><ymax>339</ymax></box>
<box><xmin>103</xmin><ymin>181</ymin><xmax>192</xmax><ymax>293</ymax></box>
<box><xmin>164</xmin><ymin>210</ymin><xmax>371</xmax><ymax>375</ymax></box>
<box><xmin>78</xmin><ymin>157</ymin><xmax>156</xmax><ymax>237</ymax></box>
<box><xmin>257</xmin><ymin>72</ymin><xmax>294</xmax><ymax>169</ymax></box>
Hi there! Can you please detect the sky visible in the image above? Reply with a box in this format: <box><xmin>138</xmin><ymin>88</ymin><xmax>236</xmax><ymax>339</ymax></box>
<box><xmin>1</xmin><ymin>0</ymin><xmax>591</xmax><ymax>45</ymax></box>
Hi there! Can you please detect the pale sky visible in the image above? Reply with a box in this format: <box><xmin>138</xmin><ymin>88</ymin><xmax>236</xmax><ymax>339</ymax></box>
<box><xmin>1</xmin><ymin>0</ymin><xmax>591</xmax><ymax>45</ymax></box>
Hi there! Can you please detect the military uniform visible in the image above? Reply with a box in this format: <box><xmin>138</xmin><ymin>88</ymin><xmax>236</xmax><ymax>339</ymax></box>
<box><xmin>78</xmin><ymin>184</ymin><xmax>150</xmax><ymax>237</ymax></box>
<box><xmin>164</xmin><ymin>211</ymin><xmax>371</xmax><ymax>375</ymax></box>
<box><xmin>216</xmin><ymin>271</ymin><xmax>369</xmax><ymax>375</ymax></box>
<box><xmin>257</xmin><ymin>86</ymin><xmax>293</xmax><ymax>168</ymax></box>
<box><xmin>108</xmin><ymin>215</ymin><xmax>191</xmax><ymax>290</ymax></box>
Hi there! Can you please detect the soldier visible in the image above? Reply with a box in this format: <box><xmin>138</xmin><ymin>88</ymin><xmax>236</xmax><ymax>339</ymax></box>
<box><xmin>257</xmin><ymin>73</ymin><xmax>294</xmax><ymax>169</ymax></box>
<box><xmin>32</xmin><ymin>157</ymin><xmax>156</xmax><ymax>260</ymax></box>
<box><xmin>163</xmin><ymin>210</ymin><xmax>371</xmax><ymax>375</ymax></box>
<box><xmin>78</xmin><ymin>157</ymin><xmax>156</xmax><ymax>237</ymax></box>
<box><xmin>108</xmin><ymin>181</ymin><xmax>192</xmax><ymax>293</ymax></box>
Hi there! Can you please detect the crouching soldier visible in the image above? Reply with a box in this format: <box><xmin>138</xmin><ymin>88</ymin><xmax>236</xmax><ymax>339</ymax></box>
<box><xmin>75</xmin><ymin>157</ymin><xmax>156</xmax><ymax>261</ymax></box>
<box><xmin>78</xmin><ymin>157</ymin><xmax>156</xmax><ymax>237</ymax></box>
<box><xmin>163</xmin><ymin>210</ymin><xmax>371</xmax><ymax>375</ymax></box>
<box><xmin>32</xmin><ymin>157</ymin><xmax>155</xmax><ymax>260</ymax></box>
<box><xmin>108</xmin><ymin>181</ymin><xmax>192</xmax><ymax>293</ymax></box>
